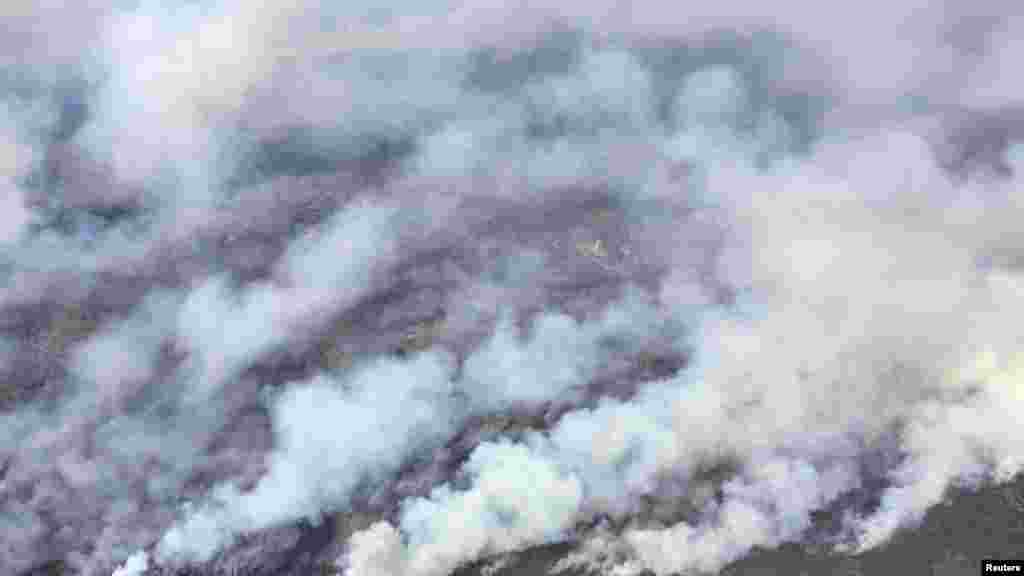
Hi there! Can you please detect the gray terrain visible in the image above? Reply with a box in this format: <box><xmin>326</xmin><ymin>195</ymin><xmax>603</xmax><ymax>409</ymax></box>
<box><xmin>2</xmin><ymin>3</ymin><xmax>1024</xmax><ymax>576</ymax></box>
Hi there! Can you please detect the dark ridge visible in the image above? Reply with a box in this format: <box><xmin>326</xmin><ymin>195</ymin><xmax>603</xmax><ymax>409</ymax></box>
<box><xmin>434</xmin><ymin>474</ymin><xmax>1024</xmax><ymax>576</ymax></box>
<box><xmin>452</xmin><ymin>542</ymin><xmax>580</xmax><ymax>576</ymax></box>
<box><xmin>710</xmin><ymin>473</ymin><xmax>1024</xmax><ymax>576</ymax></box>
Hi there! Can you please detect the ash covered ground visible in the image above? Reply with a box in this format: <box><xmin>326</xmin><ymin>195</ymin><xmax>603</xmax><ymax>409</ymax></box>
<box><xmin>2</xmin><ymin>2</ymin><xmax>1024</xmax><ymax>576</ymax></box>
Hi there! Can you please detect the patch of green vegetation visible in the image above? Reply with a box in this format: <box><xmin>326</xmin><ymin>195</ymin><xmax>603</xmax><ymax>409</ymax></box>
<box><xmin>477</xmin><ymin>411</ymin><xmax>548</xmax><ymax>437</ymax></box>
<box><xmin>45</xmin><ymin>305</ymin><xmax>101</xmax><ymax>357</ymax></box>
<box><xmin>0</xmin><ymin>381</ymin><xmax>16</xmax><ymax>407</ymax></box>
<box><xmin>318</xmin><ymin>341</ymin><xmax>355</xmax><ymax>375</ymax></box>
<box><xmin>28</xmin><ymin>559</ymin><xmax>67</xmax><ymax>576</ymax></box>
<box><xmin>332</xmin><ymin>510</ymin><xmax>377</xmax><ymax>545</ymax></box>
<box><xmin>633</xmin><ymin>350</ymin><xmax>671</xmax><ymax>375</ymax></box>
<box><xmin>313</xmin><ymin>560</ymin><xmax>341</xmax><ymax>576</ymax></box>
<box><xmin>396</xmin><ymin>317</ymin><xmax>445</xmax><ymax>357</ymax></box>
<box><xmin>316</xmin><ymin>316</ymin><xmax>357</xmax><ymax>375</ymax></box>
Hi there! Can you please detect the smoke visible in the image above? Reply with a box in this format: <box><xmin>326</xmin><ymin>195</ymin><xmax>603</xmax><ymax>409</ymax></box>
<box><xmin>173</xmin><ymin>198</ymin><xmax>400</xmax><ymax>401</ymax></box>
<box><xmin>154</xmin><ymin>286</ymin><xmax>675</xmax><ymax>568</ymax></box>
<box><xmin>0</xmin><ymin>1</ymin><xmax>1021</xmax><ymax>576</ymax></box>
<box><xmin>111</xmin><ymin>551</ymin><xmax>148</xmax><ymax>576</ymax></box>
<box><xmin>155</xmin><ymin>351</ymin><xmax>460</xmax><ymax>565</ymax></box>
<box><xmin>342</xmin><ymin>126</ymin><xmax>1024</xmax><ymax>574</ymax></box>
<box><xmin>345</xmin><ymin>442</ymin><xmax>586</xmax><ymax>576</ymax></box>
<box><xmin>344</xmin><ymin>37</ymin><xmax>1024</xmax><ymax>576</ymax></box>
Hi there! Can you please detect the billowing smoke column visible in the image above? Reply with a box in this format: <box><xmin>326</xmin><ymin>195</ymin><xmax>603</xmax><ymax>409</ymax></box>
<box><xmin>0</xmin><ymin>2</ymin><xmax>1022</xmax><ymax>576</ymax></box>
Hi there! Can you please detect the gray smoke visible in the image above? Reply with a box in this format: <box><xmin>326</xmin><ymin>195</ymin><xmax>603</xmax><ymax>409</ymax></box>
<box><xmin>0</xmin><ymin>2</ymin><xmax>1021</xmax><ymax>576</ymax></box>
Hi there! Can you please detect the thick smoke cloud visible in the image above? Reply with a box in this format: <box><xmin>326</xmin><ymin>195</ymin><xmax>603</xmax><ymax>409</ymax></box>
<box><xmin>155</xmin><ymin>286</ymin><xmax>673</xmax><ymax>568</ymax></box>
<box><xmin>0</xmin><ymin>2</ymin><xmax>1021</xmax><ymax>576</ymax></box>
<box><xmin>156</xmin><ymin>351</ymin><xmax>460</xmax><ymax>565</ymax></box>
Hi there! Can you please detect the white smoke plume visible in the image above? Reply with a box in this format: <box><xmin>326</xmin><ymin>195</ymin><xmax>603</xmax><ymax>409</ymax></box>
<box><xmin>0</xmin><ymin>1</ymin><xmax>1021</xmax><ymax>576</ymax></box>
<box><xmin>344</xmin><ymin>43</ymin><xmax>1024</xmax><ymax>576</ymax></box>
<box><xmin>156</xmin><ymin>351</ymin><xmax>460</xmax><ymax>565</ymax></box>
<box><xmin>111</xmin><ymin>551</ymin><xmax>149</xmax><ymax>576</ymax></box>
<box><xmin>173</xmin><ymin>198</ymin><xmax>400</xmax><ymax>401</ymax></box>
<box><xmin>155</xmin><ymin>287</ymin><xmax>674</xmax><ymax>567</ymax></box>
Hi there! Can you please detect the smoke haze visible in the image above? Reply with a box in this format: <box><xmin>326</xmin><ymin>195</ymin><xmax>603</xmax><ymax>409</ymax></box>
<box><xmin>0</xmin><ymin>1</ymin><xmax>1021</xmax><ymax>576</ymax></box>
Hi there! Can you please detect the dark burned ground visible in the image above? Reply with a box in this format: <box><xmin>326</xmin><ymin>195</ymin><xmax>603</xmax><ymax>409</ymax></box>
<box><xmin>448</xmin><ymin>476</ymin><xmax>1024</xmax><ymax>576</ymax></box>
<box><xmin>122</xmin><ymin>475</ymin><xmax>1024</xmax><ymax>576</ymax></box>
<box><xmin>21</xmin><ymin>475</ymin><xmax>1024</xmax><ymax>576</ymax></box>
<box><xmin>23</xmin><ymin>480</ymin><xmax>1018</xmax><ymax>576</ymax></box>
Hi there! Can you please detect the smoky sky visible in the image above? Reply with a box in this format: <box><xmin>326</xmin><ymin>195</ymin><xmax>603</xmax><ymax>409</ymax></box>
<box><xmin>1</xmin><ymin>2</ymin><xmax>1023</xmax><ymax>576</ymax></box>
